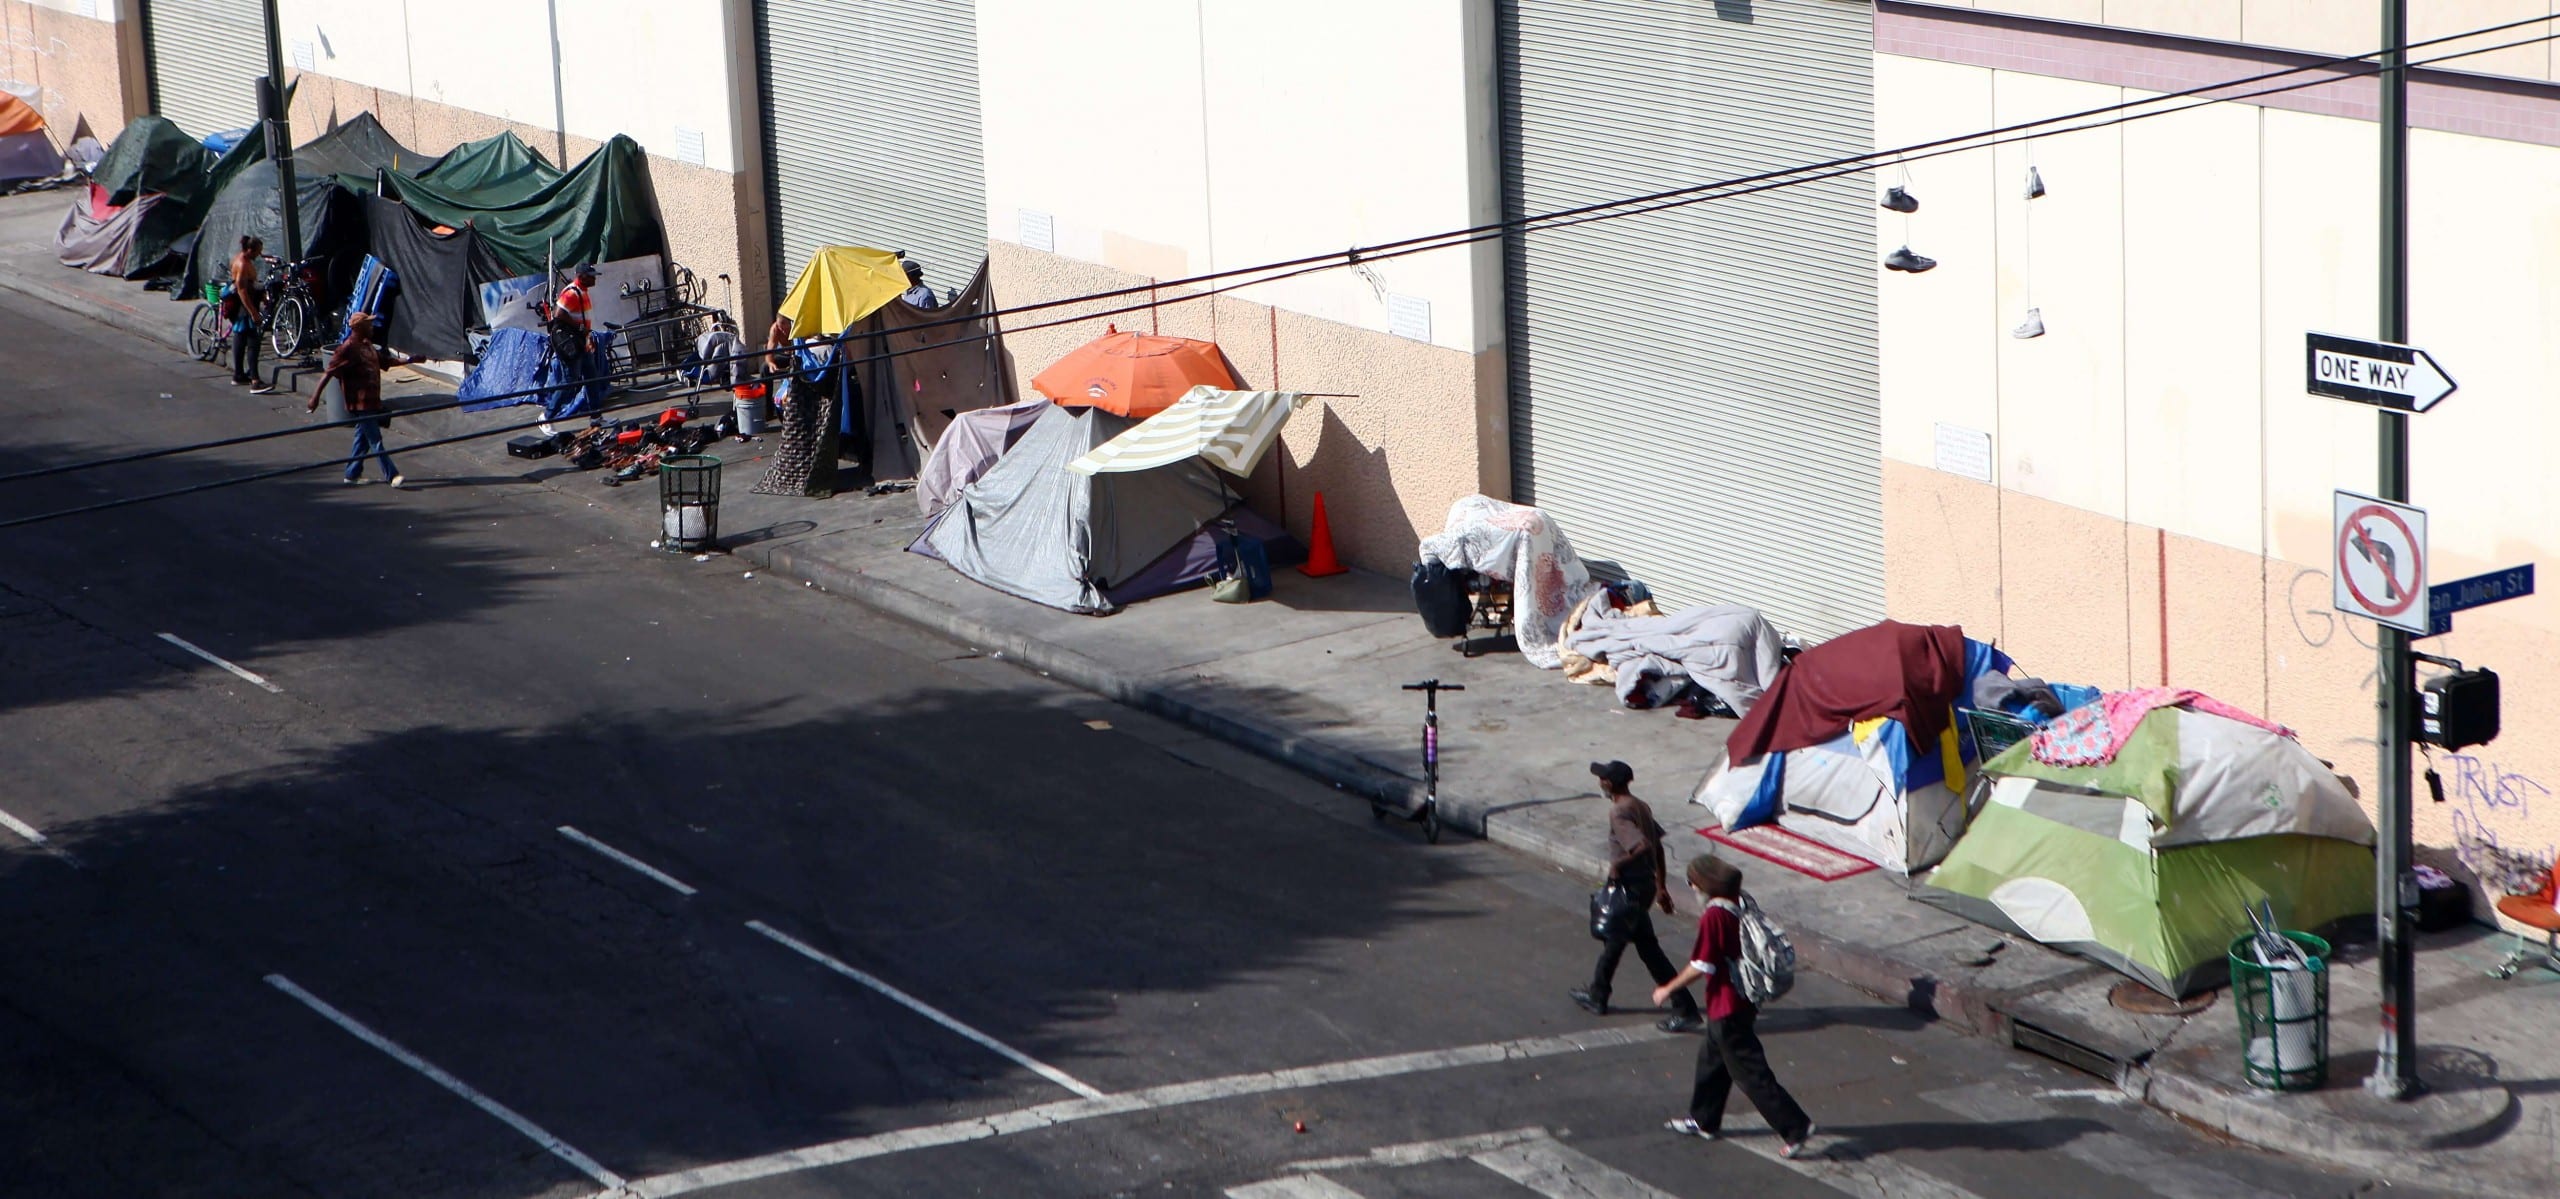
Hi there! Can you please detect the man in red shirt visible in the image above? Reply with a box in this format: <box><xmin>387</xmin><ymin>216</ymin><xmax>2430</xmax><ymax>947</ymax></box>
<box><xmin>1655</xmin><ymin>855</ymin><xmax>1816</xmax><ymax>1157</ymax></box>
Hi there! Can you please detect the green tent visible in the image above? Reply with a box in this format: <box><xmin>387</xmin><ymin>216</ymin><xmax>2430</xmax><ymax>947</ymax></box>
<box><xmin>88</xmin><ymin>116</ymin><xmax>217</xmax><ymax>207</ymax></box>
<box><xmin>350</xmin><ymin>133</ymin><xmax>665</xmax><ymax>276</ymax></box>
<box><xmin>1917</xmin><ymin>705</ymin><xmax>2375</xmax><ymax>996</ymax></box>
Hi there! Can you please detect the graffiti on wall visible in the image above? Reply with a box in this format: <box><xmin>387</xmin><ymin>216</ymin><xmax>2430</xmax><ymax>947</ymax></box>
<box><xmin>2443</xmin><ymin>753</ymin><xmax>2556</xmax><ymax>892</ymax></box>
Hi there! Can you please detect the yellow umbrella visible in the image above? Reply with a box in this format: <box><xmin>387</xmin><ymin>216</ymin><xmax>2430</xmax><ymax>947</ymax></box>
<box><xmin>775</xmin><ymin>246</ymin><xmax>911</xmax><ymax>337</ymax></box>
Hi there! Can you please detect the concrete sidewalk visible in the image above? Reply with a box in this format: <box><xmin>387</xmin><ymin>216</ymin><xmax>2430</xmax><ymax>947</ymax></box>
<box><xmin>7</xmin><ymin>187</ymin><xmax>2553</xmax><ymax>1193</ymax></box>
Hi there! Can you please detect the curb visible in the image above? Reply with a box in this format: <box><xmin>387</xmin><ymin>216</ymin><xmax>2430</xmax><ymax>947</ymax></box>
<box><xmin>0</xmin><ymin>268</ymin><xmax>189</xmax><ymax>352</ymax></box>
<box><xmin>2130</xmin><ymin>1061</ymin><xmax>2525</xmax><ymax>1195</ymax></box>
<box><xmin>748</xmin><ymin>539</ymin><xmax>1439</xmax><ymax>824</ymax></box>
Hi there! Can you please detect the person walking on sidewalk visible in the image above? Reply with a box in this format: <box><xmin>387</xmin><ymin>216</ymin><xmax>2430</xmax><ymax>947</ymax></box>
<box><xmin>228</xmin><ymin>235</ymin><xmax>271</xmax><ymax>392</ymax></box>
<box><xmin>307</xmin><ymin>313</ymin><xmax>410</xmax><ymax>488</ymax></box>
<box><xmin>1658</xmin><ymin>854</ymin><xmax>1818</xmax><ymax>1158</ymax></box>
<box><xmin>1571</xmin><ymin>760</ymin><xmax>1705</xmax><ymax>1033</ymax></box>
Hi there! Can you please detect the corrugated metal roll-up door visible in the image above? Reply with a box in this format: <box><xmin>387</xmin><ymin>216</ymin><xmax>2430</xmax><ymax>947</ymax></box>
<box><xmin>1499</xmin><ymin>0</ymin><xmax>1882</xmax><ymax>639</ymax></box>
<box><xmin>755</xmin><ymin>0</ymin><xmax>987</xmax><ymax>304</ymax></box>
<box><xmin>143</xmin><ymin>0</ymin><xmax>266</xmax><ymax>140</ymax></box>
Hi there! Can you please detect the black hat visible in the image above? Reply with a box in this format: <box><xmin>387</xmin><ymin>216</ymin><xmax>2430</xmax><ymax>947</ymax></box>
<box><xmin>574</xmin><ymin>263</ymin><xmax>599</xmax><ymax>280</ymax></box>
<box><xmin>1589</xmin><ymin>760</ymin><xmax>1634</xmax><ymax>789</ymax></box>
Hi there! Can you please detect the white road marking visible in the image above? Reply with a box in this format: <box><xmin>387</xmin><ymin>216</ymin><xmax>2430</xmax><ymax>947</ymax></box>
<box><xmin>265</xmin><ymin>974</ymin><xmax>625</xmax><ymax>1191</ymax></box>
<box><xmin>1227</xmin><ymin>1176</ymin><xmax>1367</xmax><ymax>1199</ymax></box>
<box><xmin>745</xmin><ymin>919</ymin><xmax>1106</xmax><ymax>1099</ymax></box>
<box><xmin>620</xmin><ymin>1026</ymin><xmax>1662</xmax><ymax>1197</ymax></box>
<box><xmin>1474</xmin><ymin>1136</ymin><xmax>1678</xmax><ymax>1198</ymax></box>
<box><xmin>1284</xmin><ymin>1126</ymin><xmax>1549</xmax><ymax>1172</ymax></box>
<box><xmin>1926</xmin><ymin>1081</ymin><xmax>2232</xmax><ymax>1199</ymax></box>
<box><xmin>0</xmin><ymin>806</ymin><xmax>49</xmax><ymax>845</ymax></box>
<box><xmin>157</xmin><ymin>632</ymin><xmax>283</xmax><ymax>693</ymax></box>
<box><xmin>556</xmin><ymin>826</ymin><xmax>696</xmax><ymax>895</ymax></box>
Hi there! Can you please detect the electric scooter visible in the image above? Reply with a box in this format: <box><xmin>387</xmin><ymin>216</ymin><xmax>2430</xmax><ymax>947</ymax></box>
<box><xmin>1378</xmin><ymin>679</ymin><xmax>1463</xmax><ymax>843</ymax></box>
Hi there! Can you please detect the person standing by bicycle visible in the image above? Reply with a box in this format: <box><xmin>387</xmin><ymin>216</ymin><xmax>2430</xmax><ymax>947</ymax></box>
<box><xmin>1572</xmin><ymin>761</ymin><xmax>1704</xmax><ymax>1033</ymax></box>
<box><xmin>228</xmin><ymin>235</ymin><xmax>273</xmax><ymax>393</ymax></box>
<box><xmin>306</xmin><ymin>312</ymin><xmax>411</xmax><ymax>488</ymax></box>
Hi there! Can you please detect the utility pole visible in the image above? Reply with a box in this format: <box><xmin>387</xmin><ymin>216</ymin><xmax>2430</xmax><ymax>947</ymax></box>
<box><xmin>2367</xmin><ymin>0</ymin><xmax>2419</xmax><ymax>1102</ymax></box>
<box><xmin>259</xmin><ymin>0</ymin><xmax>302</xmax><ymax>268</ymax></box>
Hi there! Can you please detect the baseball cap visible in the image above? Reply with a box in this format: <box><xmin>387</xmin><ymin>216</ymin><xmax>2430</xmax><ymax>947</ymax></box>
<box><xmin>1589</xmin><ymin>760</ymin><xmax>1634</xmax><ymax>788</ymax></box>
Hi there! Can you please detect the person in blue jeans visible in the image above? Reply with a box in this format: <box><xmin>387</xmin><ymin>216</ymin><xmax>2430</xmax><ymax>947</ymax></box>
<box><xmin>228</xmin><ymin>235</ymin><xmax>273</xmax><ymax>393</ymax></box>
<box><xmin>307</xmin><ymin>313</ymin><xmax>412</xmax><ymax>486</ymax></box>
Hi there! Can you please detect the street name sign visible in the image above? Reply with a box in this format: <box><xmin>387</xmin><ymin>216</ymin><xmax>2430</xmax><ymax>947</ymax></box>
<box><xmin>2424</xmin><ymin>564</ymin><xmax>2535</xmax><ymax>637</ymax></box>
<box><xmin>2305</xmin><ymin>332</ymin><xmax>2456</xmax><ymax>412</ymax></box>
<box><xmin>2334</xmin><ymin>490</ymin><xmax>2429</xmax><ymax>634</ymax></box>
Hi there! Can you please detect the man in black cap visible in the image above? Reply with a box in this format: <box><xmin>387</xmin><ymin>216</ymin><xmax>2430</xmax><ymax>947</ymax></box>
<box><xmin>1573</xmin><ymin>760</ymin><xmax>1704</xmax><ymax>1033</ymax></box>
<box><xmin>549</xmin><ymin>263</ymin><xmax>605</xmax><ymax>412</ymax></box>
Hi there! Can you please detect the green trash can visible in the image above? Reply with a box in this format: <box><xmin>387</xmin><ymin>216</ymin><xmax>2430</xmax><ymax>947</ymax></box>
<box><xmin>2229</xmin><ymin>931</ymin><xmax>2330</xmax><ymax>1091</ymax></box>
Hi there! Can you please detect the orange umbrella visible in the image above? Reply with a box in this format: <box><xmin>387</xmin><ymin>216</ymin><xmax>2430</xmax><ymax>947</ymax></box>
<box><xmin>1032</xmin><ymin>327</ymin><xmax>1243</xmax><ymax>418</ymax></box>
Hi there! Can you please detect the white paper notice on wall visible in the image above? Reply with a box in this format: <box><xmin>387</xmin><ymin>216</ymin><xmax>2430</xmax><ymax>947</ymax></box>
<box><xmin>1018</xmin><ymin>209</ymin><xmax>1055</xmax><ymax>253</ymax></box>
<box><xmin>673</xmin><ymin>127</ymin><xmax>706</xmax><ymax>166</ymax></box>
<box><xmin>1933</xmin><ymin>422</ymin><xmax>1994</xmax><ymax>482</ymax></box>
<box><xmin>1387</xmin><ymin>293</ymin><xmax>1432</xmax><ymax>343</ymax></box>
<box><xmin>292</xmin><ymin>40</ymin><xmax>316</xmax><ymax>71</ymax></box>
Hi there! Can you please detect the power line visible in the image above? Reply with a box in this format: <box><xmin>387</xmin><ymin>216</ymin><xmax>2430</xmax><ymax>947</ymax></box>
<box><xmin>2</xmin><ymin>17</ymin><xmax>2549</xmax><ymax>527</ymax></box>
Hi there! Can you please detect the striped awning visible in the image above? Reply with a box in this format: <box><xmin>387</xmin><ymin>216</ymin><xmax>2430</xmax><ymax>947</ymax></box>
<box><xmin>1065</xmin><ymin>387</ymin><xmax>1311</xmax><ymax>477</ymax></box>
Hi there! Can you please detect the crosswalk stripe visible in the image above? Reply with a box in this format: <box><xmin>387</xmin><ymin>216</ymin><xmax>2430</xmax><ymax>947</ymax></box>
<box><xmin>1472</xmin><ymin>1138</ymin><xmax>1678</xmax><ymax>1198</ymax></box>
<box><xmin>1227</xmin><ymin>1176</ymin><xmax>1368</xmax><ymax>1199</ymax></box>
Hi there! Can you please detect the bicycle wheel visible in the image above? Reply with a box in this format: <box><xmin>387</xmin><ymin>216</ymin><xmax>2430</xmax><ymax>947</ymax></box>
<box><xmin>187</xmin><ymin>304</ymin><xmax>222</xmax><ymax>362</ymax></box>
<box><xmin>267</xmin><ymin>295</ymin><xmax>311</xmax><ymax>359</ymax></box>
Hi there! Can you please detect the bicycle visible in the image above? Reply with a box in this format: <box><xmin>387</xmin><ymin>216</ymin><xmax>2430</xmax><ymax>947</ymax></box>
<box><xmin>262</xmin><ymin>254</ymin><xmax>334</xmax><ymax>361</ymax></box>
<box><xmin>1377</xmin><ymin>679</ymin><xmax>1464</xmax><ymax>843</ymax></box>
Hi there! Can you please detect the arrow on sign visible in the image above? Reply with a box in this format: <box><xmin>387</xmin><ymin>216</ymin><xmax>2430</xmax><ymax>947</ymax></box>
<box><xmin>2305</xmin><ymin>332</ymin><xmax>2457</xmax><ymax>412</ymax></box>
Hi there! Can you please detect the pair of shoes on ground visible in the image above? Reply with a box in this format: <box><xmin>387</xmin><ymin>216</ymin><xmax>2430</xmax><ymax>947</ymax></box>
<box><xmin>250</xmin><ymin>384</ymin><xmax>277</xmax><ymax>395</ymax></box>
<box><xmin>1570</xmin><ymin>989</ymin><xmax>1702</xmax><ymax>1033</ymax></box>
<box><xmin>1664</xmin><ymin>1117</ymin><xmax>1819</xmax><ymax>1158</ymax></box>
<box><xmin>344</xmin><ymin>475</ymin><xmax>405</xmax><ymax>488</ymax></box>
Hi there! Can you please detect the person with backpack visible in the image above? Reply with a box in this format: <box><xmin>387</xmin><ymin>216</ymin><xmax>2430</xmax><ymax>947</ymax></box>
<box><xmin>1656</xmin><ymin>854</ymin><xmax>1817</xmax><ymax>1158</ymax></box>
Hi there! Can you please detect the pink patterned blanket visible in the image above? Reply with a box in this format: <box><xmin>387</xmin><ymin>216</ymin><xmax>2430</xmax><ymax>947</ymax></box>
<box><xmin>2030</xmin><ymin>687</ymin><xmax>2292</xmax><ymax>766</ymax></box>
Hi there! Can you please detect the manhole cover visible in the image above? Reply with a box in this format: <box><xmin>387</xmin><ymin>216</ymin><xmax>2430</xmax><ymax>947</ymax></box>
<box><xmin>2110</xmin><ymin>980</ymin><xmax>2215</xmax><ymax>1016</ymax></box>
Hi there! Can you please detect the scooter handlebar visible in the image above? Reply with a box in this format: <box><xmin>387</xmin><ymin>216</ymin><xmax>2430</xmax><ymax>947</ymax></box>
<box><xmin>1401</xmin><ymin>680</ymin><xmax>1465</xmax><ymax>691</ymax></box>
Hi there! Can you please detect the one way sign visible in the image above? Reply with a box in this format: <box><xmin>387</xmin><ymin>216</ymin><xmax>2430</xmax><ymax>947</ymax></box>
<box><xmin>2305</xmin><ymin>332</ymin><xmax>2457</xmax><ymax>412</ymax></box>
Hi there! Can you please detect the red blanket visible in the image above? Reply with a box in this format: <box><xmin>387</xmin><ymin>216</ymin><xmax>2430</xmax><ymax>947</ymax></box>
<box><xmin>1724</xmin><ymin>621</ymin><xmax>1968</xmax><ymax>765</ymax></box>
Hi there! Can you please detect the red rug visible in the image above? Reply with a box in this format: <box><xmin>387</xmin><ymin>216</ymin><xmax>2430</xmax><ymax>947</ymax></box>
<box><xmin>1702</xmin><ymin>824</ymin><xmax>1878</xmax><ymax>882</ymax></box>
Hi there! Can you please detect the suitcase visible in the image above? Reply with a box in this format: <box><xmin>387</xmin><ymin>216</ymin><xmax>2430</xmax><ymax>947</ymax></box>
<box><xmin>507</xmin><ymin>434</ymin><xmax>558</xmax><ymax>459</ymax></box>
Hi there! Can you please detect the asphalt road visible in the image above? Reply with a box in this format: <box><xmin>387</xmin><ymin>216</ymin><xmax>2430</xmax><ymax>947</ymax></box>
<box><xmin>0</xmin><ymin>287</ymin><xmax>2414</xmax><ymax>1199</ymax></box>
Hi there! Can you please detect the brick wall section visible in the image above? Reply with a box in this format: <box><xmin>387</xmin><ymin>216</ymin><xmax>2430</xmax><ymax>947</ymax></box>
<box><xmin>1878</xmin><ymin>0</ymin><xmax>2560</xmax><ymax>149</ymax></box>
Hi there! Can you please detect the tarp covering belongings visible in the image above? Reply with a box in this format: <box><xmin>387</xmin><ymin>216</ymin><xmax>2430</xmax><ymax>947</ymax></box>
<box><xmin>1917</xmin><ymin>702</ymin><xmax>2377</xmax><ymax>996</ymax></box>
<box><xmin>0</xmin><ymin>92</ymin><xmax>65</xmax><ymax>186</ymax></box>
<box><xmin>405</xmin><ymin>128</ymin><xmax>556</xmax><ymax>197</ymax></box>
<box><xmin>361</xmin><ymin>194</ymin><xmax>508</xmax><ymax>361</ymax></box>
<box><xmin>775</xmin><ymin>245</ymin><xmax>909</xmax><ymax>339</ymax></box>
<box><xmin>57</xmin><ymin>117</ymin><xmax>259</xmax><ymax>278</ymax></box>
<box><xmin>175</xmin><ymin>161</ymin><xmax>365</xmax><ymax>316</ymax></box>
<box><xmin>292</xmin><ymin>112</ymin><xmax>442</xmax><ymax>181</ymax></box>
<box><xmin>918</xmin><ymin>397</ymin><xmax>1046</xmax><ymax>516</ymax></box>
<box><xmin>362</xmin><ymin>133</ymin><xmax>665</xmax><ymax>276</ymax></box>
<box><xmin>842</xmin><ymin>259</ymin><xmax>1018</xmax><ymax>483</ymax></box>
<box><xmin>1033</xmin><ymin>329</ymin><xmax>1243</xmax><ymax>419</ymax></box>
<box><xmin>1562</xmin><ymin>602</ymin><xmax>1786</xmax><ymax>716</ymax></box>
<box><xmin>1417</xmin><ymin>495</ymin><xmax>1598</xmax><ymax>669</ymax></box>
<box><xmin>919</xmin><ymin>404</ymin><xmax>1267</xmax><ymax>614</ymax></box>
<box><xmin>1693</xmin><ymin>623</ymin><xmax>2013</xmax><ymax>874</ymax></box>
<box><xmin>1068</xmin><ymin>387</ymin><xmax>1310</xmax><ymax>478</ymax></box>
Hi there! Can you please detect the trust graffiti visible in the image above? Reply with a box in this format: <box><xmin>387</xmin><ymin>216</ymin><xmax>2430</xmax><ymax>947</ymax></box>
<box><xmin>2443</xmin><ymin>753</ymin><xmax>2556</xmax><ymax>891</ymax></box>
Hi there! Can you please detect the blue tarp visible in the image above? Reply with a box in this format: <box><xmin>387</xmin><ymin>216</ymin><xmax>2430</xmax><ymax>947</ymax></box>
<box><xmin>456</xmin><ymin>327</ymin><xmax>615</xmax><ymax>418</ymax></box>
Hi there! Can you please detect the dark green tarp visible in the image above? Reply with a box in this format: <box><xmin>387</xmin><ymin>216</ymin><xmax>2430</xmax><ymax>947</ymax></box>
<box><xmin>89</xmin><ymin>116</ymin><xmax>216</xmax><ymax>207</ymax></box>
<box><xmin>292</xmin><ymin>112</ymin><xmax>442</xmax><ymax>181</ymax></box>
<box><xmin>414</xmin><ymin>130</ymin><xmax>555</xmax><ymax>197</ymax></box>
<box><xmin>356</xmin><ymin>134</ymin><xmax>664</xmax><ymax>275</ymax></box>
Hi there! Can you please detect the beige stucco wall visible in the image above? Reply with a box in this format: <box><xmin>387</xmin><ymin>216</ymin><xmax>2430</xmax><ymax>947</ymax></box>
<box><xmin>2</xmin><ymin>0</ymin><xmax>137</xmax><ymax>141</ymax></box>
<box><xmin>285</xmin><ymin>73</ymin><xmax>750</xmax><ymax>331</ymax></box>
<box><xmin>1953</xmin><ymin>0</ymin><xmax>2560</xmax><ymax>83</ymax></box>
<box><xmin>987</xmin><ymin>240</ymin><xmax>1484</xmax><ymax>576</ymax></box>
<box><xmin>1876</xmin><ymin>48</ymin><xmax>2560</xmax><ymax>895</ymax></box>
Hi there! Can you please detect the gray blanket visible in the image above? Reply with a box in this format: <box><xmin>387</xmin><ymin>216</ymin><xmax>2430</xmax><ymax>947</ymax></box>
<box><xmin>1562</xmin><ymin>602</ymin><xmax>1786</xmax><ymax>716</ymax></box>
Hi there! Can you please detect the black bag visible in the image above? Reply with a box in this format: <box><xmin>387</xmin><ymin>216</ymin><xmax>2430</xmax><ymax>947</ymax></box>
<box><xmin>1589</xmin><ymin>882</ymin><xmax>1635</xmax><ymax>940</ymax></box>
<box><xmin>1413</xmin><ymin>561</ymin><xmax>1473</xmax><ymax>638</ymax></box>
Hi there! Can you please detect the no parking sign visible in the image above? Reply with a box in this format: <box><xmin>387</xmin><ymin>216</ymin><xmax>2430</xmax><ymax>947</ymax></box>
<box><xmin>2334</xmin><ymin>490</ymin><xmax>2429</xmax><ymax>634</ymax></box>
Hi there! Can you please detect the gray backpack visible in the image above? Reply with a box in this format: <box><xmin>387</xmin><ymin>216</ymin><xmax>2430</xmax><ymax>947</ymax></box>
<box><xmin>1710</xmin><ymin>893</ymin><xmax>1796</xmax><ymax>1005</ymax></box>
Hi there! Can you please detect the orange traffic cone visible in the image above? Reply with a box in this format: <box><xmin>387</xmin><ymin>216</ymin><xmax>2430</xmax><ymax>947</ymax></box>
<box><xmin>1300</xmin><ymin>491</ymin><xmax>1348</xmax><ymax>577</ymax></box>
